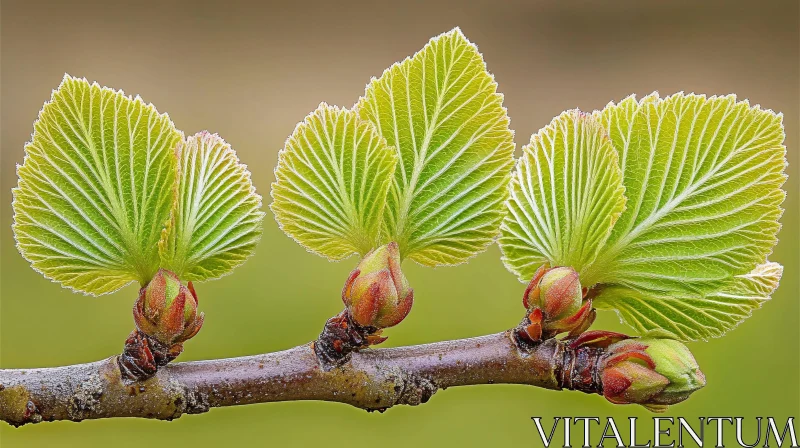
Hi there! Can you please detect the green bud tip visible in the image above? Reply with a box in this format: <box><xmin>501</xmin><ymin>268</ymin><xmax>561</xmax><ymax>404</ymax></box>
<box><xmin>600</xmin><ymin>338</ymin><xmax>706</xmax><ymax>412</ymax></box>
<box><xmin>134</xmin><ymin>269</ymin><xmax>205</xmax><ymax>347</ymax></box>
<box><xmin>342</xmin><ymin>242</ymin><xmax>414</xmax><ymax>329</ymax></box>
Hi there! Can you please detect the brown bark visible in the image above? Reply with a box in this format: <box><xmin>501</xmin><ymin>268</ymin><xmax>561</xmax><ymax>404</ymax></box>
<box><xmin>0</xmin><ymin>331</ymin><xmax>603</xmax><ymax>427</ymax></box>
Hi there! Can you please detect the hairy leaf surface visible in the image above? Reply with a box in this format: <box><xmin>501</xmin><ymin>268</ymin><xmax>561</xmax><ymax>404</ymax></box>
<box><xmin>596</xmin><ymin>262</ymin><xmax>782</xmax><ymax>340</ymax></box>
<box><xmin>13</xmin><ymin>75</ymin><xmax>181</xmax><ymax>294</ymax></box>
<box><xmin>159</xmin><ymin>132</ymin><xmax>264</xmax><ymax>281</ymax></box>
<box><xmin>499</xmin><ymin>111</ymin><xmax>626</xmax><ymax>283</ymax></box>
<box><xmin>592</xmin><ymin>93</ymin><xmax>786</xmax><ymax>339</ymax></box>
<box><xmin>357</xmin><ymin>28</ymin><xmax>515</xmax><ymax>266</ymax></box>
<box><xmin>271</xmin><ymin>104</ymin><xmax>396</xmax><ymax>260</ymax></box>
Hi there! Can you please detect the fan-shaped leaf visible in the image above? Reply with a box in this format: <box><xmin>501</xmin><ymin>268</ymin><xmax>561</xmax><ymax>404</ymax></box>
<box><xmin>357</xmin><ymin>28</ymin><xmax>515</xmax><ymax>266</ymax></box>
<box><xmin>593</xmin><ymin>93</ymin><xmax>786</xmax><ymax>295</ymax></box>
<box><xmin>499</xmin><ymin>110</ymin><xmax>626</xmax><ymax>283</ymax></box>
<box><xmin>159</xmin><ymin>132</ymin><xmax>264</xmax><ymax>281</ymax></box>
<box><xmin>271</xmin><ymin>103</ymin><xmax>397</xmax><ymax>260</ymax></box>
<box><xmin>591</xmin><ymin>93</ymin><xmax>786</xmax><ymax>340</ymax></box>
<box><xmin>13</xmin><ymin>75</ymin><xmax>181</xmax><ymax>295</ymax></box>
<box><xmin>596</xmin><ymin>262</ymin><xmax>782</xmax><ymax>340</ymax></box>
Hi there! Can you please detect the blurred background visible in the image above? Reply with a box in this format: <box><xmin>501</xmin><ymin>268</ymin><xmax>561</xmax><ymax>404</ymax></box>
<box><xmin>1</xmin><ymin>1</ymin><xmax>798</xmax><ymax>446</ymax></box>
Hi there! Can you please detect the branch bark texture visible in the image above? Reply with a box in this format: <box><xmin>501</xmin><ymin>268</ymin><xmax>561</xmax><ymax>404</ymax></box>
<box><xmin>0</xmin><ymin>331</ymin><xmax>601</xmax><ymax>426</ymax></box>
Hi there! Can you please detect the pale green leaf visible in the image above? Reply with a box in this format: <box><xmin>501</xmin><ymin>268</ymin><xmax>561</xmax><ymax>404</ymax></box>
<box><xmin>159</xmin><ymin>132</ymin><xmax>264</xmax><ymax>281</ymax></box>
<box><xmin>357</xmin><ymin>27</ymin><xmax>515</xmax><ymax>266</ymax></box>
<box><xmin>12</xmin><ymin>75</ymin><xmax>181</xmax><ymax>295</ymax></box>
<box><xmin>592</xmin><ymin>93</ymin><xmax>786</xmax><ymax>295</ymax></box>
<box><xmin>596</xmin><ymin>262</ymin><xmax>782</xmax><ymax>341</ymax></box>
<box><xmin>499</xmin><ymin>110</ymin><xmax>626</xmax><ymax>283</ymax></box>
<box><xmin>589</xmin><ymin>93</ymin><xmax>786</xmax><ymax>340</ymax></box>
<box><xmin>271</xmin><ymin>103</ymin><xmax>397</xmax><ymax>260</ymax></box>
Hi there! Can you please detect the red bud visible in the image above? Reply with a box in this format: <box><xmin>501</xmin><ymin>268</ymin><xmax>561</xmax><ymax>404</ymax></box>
<box><xmin>521</xmin><ymin>265</ymin><xmax>594</xmax><ymax>340</ymax></box>
<box><xmin>341</xmin><ymin>242</ymin><xmax>414</xmax><ymax>330</ymax></box>
<box><xmin>133</xmin><ymin>269</ymin><xmax>205</xmax><ymax>347</ymax></box>
<box><xmin>599</xmin><ymin>338</ymin><xmax>706</xmax><ymax>411</ymax></box>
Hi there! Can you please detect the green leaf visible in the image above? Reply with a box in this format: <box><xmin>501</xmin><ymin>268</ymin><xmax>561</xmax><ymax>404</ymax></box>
<box><xmin>592</xmin><ymin>93</ymin><xmax>786</xmax><ymax>296</ymax></box>
<box><xmin>271</xmin><ymin>103</ymin><xmax>397</xmax><ymax>260</ymax></box>
<box><xmin>590</xmin><ymin>93</ymin><xmax>787</xmax><ymax>340</ymax></box>
<box><xmin>499</xmin><ymin>110</ymin><xmax>626</xmax><ymax>283</ymax></box>
<box><xmin>159</xmin><ymin>132</ymin><xmax>264</xmax><ymax>281</ymax></box>
<box><xmin>12</xmin><ymin>75</ymin><xmax>181</xmax><ymax>295</ymax></box>
<box><xmin>357</xmin><ymin>28</ymin><xmax>515</xmax><ymax>266</ymax></box>
<box><xmin>596</xmin><ymin>262</ymin><xmax>782</xmax><ymax>340</ymax></box>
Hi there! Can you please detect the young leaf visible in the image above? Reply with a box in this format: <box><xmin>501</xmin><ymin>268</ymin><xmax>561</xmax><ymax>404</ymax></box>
<box><xmin>592</xmin><ymin>93</ymin><xmax>786</xmax><ymax>296</ymax></box>
<box><xmin>595</xmin><ymin>262</ymin><xmax>782</xmax><ymax>341</ymax></box>
<box><xmin>499</xmin><ymin>111</ymin><xmax>626</xmax><ymax>283</ymax></box>
<box><xmin>12</xmin><ymin>75</ymin><xmax>181</xmax><ymax>295</ymax></box>
<box><xmin>357</xmin><ymin>28</ymin><xmax>515</xmax><ymax>266</ymax></box>
<box><xmin>159</xmin><ymin>132</ymin><xmax>264</xmax><ymax>281</ymax></box>
<box><xmin>271</xmin><ymin>103</ymin><xmax>397</xmax><ymax>260</ymax></box>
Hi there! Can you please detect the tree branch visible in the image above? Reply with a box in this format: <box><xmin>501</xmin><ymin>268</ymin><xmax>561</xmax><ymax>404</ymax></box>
<box><xmin>0</xmin><ymin>331</ymin><xmax>600</xmax><ymax>426</ymax></box>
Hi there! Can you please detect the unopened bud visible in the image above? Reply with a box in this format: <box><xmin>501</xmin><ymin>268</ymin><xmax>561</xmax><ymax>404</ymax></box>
<box><xmin>342</xmin><ymin>242</ymin><xmax>413</xmax><ymax>329</ymax></box>
<box><xmin>133</xmin><ymin>269</ymin><xmax>204</xmax><ymax>347</ymax></box>
<box><xmin>520</xmin><ymin>265</ymin><xmax>593</xmax><ymax>341</ymax></box>
<box><xmin>600</xmin><ymin>338</ymin><xmax>706</xmax><ymax>412</ymax></box>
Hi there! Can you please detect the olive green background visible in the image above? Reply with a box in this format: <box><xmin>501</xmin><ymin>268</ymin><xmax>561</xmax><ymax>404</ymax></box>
<box><xmin>1</xmin><ymin>1</ymin><xmax>798</xmax><ymax>446</ymax></box>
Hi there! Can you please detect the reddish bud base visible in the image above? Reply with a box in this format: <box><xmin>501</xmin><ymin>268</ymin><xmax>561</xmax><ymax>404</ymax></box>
<box><xmin>556</xmin><ymin>343</ymin><xmax>603</xmax><ymax>394</ymax></box>
<box><xmin>512</xmin><ymin>314</ymin><xmax>604</xmax><ymax>396</ymax></box>
<box><xmin>314</xmin><ymin>310</ymin><xmax>381</xmax><ymax>370</ymax></box>
<box><xmin>118</xmin><ymin>330</ymin><xmax>182</xmax><ymax>381</ymax></box>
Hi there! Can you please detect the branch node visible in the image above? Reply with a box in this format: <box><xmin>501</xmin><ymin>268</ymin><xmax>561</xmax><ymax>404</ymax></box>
<box><xmin>314</xmin><ymin>310</ymin><xmax>377</xmax><ymax>370</ymax></box>
<box><xmin>118</xmin><ymin>330</ymin><xmax>180</xmax><ymax>382</ymax></box>
<box><xmin>555</xmin><ymin>343</ymin><xmax>603</xmax><ymax>395</ymax></box>
<box><xmin>511</xmin><ymin>315</ymin><xmax>544</xmax><ymax>354</ymax></box>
